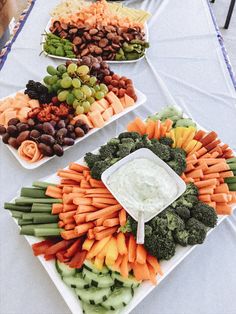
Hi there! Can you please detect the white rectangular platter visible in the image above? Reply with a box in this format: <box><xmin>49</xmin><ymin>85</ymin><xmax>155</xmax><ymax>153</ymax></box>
<box><xmin>42</xmin><ymin>19</ymin><xmax>149</xmax><ymax>64</ymax></box>
<box><xmin>1</xmin><ymin>88</ymin><xmax>146</xmax><ymax>169</ymax></box>
<box><xmin>7</xmin><ymin>132</ymin><xmax>236</xmax><ymax>314</ymax></box>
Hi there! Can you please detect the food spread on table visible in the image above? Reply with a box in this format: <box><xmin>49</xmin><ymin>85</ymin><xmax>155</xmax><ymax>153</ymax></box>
<box><xmin>0</xmin><ymin>58</ymin><xmax>139</xmax><ymax>163</ymax></box>
<box><xmin>43</xmin><ymin>0</ymin><xmax>150</xmax><ymax>61</ymax></box>
<box><xmin>4</xmin><ymin>105</ymin><xmax>236</xmax><ymax>314</ymax></box>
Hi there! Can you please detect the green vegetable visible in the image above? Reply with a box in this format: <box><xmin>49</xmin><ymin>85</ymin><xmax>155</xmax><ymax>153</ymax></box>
<box><xmin>20</xmin><ymin>188</ymin><xmax>46</xmax><ymax>198</ymax></box>
<box><xmin>15</xmin><ymin>197</ymin><xmax>62</xmax><ymax>205</ymax></box>
<box><xmin>226</xmin><ymin>157</ymin><xmax>236</xmax><ymax>164</ymax></box>
<box><xmin>10</xmin><ymin>210</ymin><xmax>23</xmax><ymax>219</ymax></box>
<box><xmin>31</xmin><ymin>203</ymin><xmax>52</xmax><ymax>213</ymax></box>
<box><xmin>173</xmin><ymin>229</ymin><xmax>189</xmax><ymax>247</ymax></box>
<box><xmin>175</xmin><ymin>118</ymin><xmax>196</xmax><ymax>128</ymax></box>
<box><xmin>186</xmin><ymin>218</ymin><xmax>207</xmax><ymax>245</ymax></box>
<box><xmin>191</xmin><ymin>202</ymin><xmax>217</xmax><ymax>228</ymax></box>
<box><xmin>175</xmin><ymin>206</ymin><xmax>191</xmax><ymax>220</ymax></box>
<box><xmin>32</xmin><ymin>181</ymin><xmax>57</xmax><ymax>189</ymax></box>
<box><xmin>34</xmin><ymin>228</ymin><xmax>61</xmax><ymax>237</ymax></box>
<box><xmin>4</xmin><ymin>202</ymin><xmax>32</xmax><ymax>212</ymax></box>
<box><xmin>20</xmin><ymin>223</ymin><xmax>58</xmax><ymax>235</ymax></box>
<box><xmin>159</xmin><ymin>137</ymin><xmax>174</xmax><ymax>147</ymax></box>
<box><xmin>166</xmin><ymin>210</ymin><xmax>185</xmax><ymax>231</ymax></box>
<box><xmin>224</xmin><ymin>177</ymin><xmax>236</xmax><ymax>184</ymax></box>
<box><xmin>227</xmin><ymin>163</ymin><xmax>236</xmax><ymax>171</ymax></box>
<box><xmin>228</xmin><ymin>183</ymin><xmax>236</xmax><ymax>191</ymax></box>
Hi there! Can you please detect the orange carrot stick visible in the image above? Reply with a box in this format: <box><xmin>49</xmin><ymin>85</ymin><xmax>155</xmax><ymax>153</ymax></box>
<box><xmin>80</xmin><ymin>179</ymin><xmax>91</xmax><ymax>189</ymax></box>
<box><xmin>194</xmin><ymin>130</ymin><xmax>206</xmax><ymax>141</ymax></box>
<box><xmin>103</xmin><ymin>218</ymin><xmax>120</xmax><ymax>227</ymax></box>
<box><xmin>211</xmin><ymin>193</ymin><xmax>229</xmax><ymax>203</ymax></box>
<box><xmin>198</xmin><ymin>194</ymin><xmax>211</xmax><ymax>202</ymax></box>
<box><xmin>89</xmin><ymin>179</ymin><xmax>105</xmax><ymax>188</ymax></box>
<box><xmin>136</xmin><ymin>245</ymin><xmax>147</xmax><ymax>264</ymax></box>
<box><xmin>86</xmin><ymin>204</ymin><xmax>122</xmax><ymax>222</ymax></box>
<box><xmin>186</xmin><ymin>169</ymin><xmax>203</xmax><ymax>179</ymax></box>
<box><xmin>214</xmin><ymin>184</ymin><xmax>229</xmax><ymax>194</ymax></box>
<box><xmin>92</xmin><ymin>198</ymin><xmax>118</xmax><ymax>205</ymax></box>
<box><xmin>63</xmin><ymin>204</ymin><xmax>78</xmax><ymax>212</ymax></box>
<box><xmin>128</xmin><ymin>234</ymin><xmax>136</xmax><ymax>263</ymax></box>
<box><xmin>52</xmin><ymin>204</ymin><xmax>63</xmax><ymax>214</ymax></box>
<box><xmin>216</xmin><ymin>203</ymin><xmax>232</xmax><ymax>215</ymax></box>
<box><xmin>73</xmin><ymin>198</ymin><xmax>92</xmax><ymax>205</ymax></box>
<box><xmin>64</xmin><ymin>223</ymin><xmax>76</xmax><ymax>230</ymax></box>
<box><xmin>74</xmin><ymin>213</ymin><xmax>87</xmax><ymax>224</ymax></box>
<box><xmin>198</xmin><ymin>187</ymin><xmax>214</xmax><ymax>195</ymax></box>
<box><xmin>200</xmin><ymin>131</ymin><xmax>218</xmax><ymax>146</ymax></box>
<box><xmin>203</xmin><ymin>173</ymin><xmax>220</xmax><ymax>180</ymax></box>
<box><xmin>85</xmin><ymin>188</ymin><xmax>110</xmax><ymax>194</ymax></box>
<box><xmin>87</xmin><ymin>228</ymin><xmax>95</xmax><ymax>239</ymax></box>
<box><xmin>195</xmin><ymin>147</ymin><xmax>207</xmax><ymax>158</ymax></box>
<box><xmin>77</xmin><ymin>205</ymin><xmax>97</xmax><ymax>213</ymax></box>
<box><xmin>194</xmin><ymin>179</ymin><xmax>217</xmax><ymax>188</ymax></box>
<box><xmin>205</xmin><ymin>163</ymin><xmax>230</xmax><ymax>174</ymax></box>
<box><xmin>69</xmin><ymin>163</ymin><xmax>89</xmax><ymax>172</ymax></box>
<box><xmin>75</xmin><ymin>222</ymin><xmax>94</xmax><ymax>235</ymax></box>
<box><xmin>120</xmin><ymin>254</ymin><xmax>129</xmax><ymax>278</ymax></box>
<box><xmin>219</xmin><ymin>171</ymin><xmax>234</xmax><ymax>178</ymax></box>
<box><xmin>59</xmin><ymin>210</ymin><xmax>76</xmax><ymax>220</ymax></box>
<box><xmin>95</xmin><ymin>227</ymin><xmax>118</xmax><ymax>240</ymax></box>
<box><xmin>119</xmin><ymin>208</ymin><xmax>127</xmax><ymax>227</ymax></box>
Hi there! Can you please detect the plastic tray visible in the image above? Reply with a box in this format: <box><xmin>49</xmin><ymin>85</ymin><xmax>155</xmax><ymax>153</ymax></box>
<box><xmin>41</xmin><ymin>19</ymin><xmax>149</xmax><ymax>64</ymax></box>
<box><xmin>102</xmin><ymin>148</ymin><xmax>186</xmax><ymax>222</ymax></box>
<box><xmin>1</xmin><ymin>88</ymin><xmax>146</xmax><ymax>169</ymax></box>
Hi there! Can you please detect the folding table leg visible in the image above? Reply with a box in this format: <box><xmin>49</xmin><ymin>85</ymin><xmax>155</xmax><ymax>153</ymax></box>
<box><xmin>224</xmin><ymin>0</ymin><xmax>236</xmax><ymax>29</ymax></box>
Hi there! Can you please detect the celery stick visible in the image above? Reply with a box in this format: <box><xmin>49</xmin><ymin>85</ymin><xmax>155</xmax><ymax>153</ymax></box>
<box><xmin>33</xmin><ymin>216</ymin><xmax>59</xmax><ymax>224</ymax></box>
<box><xmin>228</xmin><ymin>183</ymin><xmax>236</xmax><ymax>191</ymax></box>
<box><xmin>228</xmin><ymin>163</ymin><xmax>236</xmax><ymax>171</ymax></box>
<box><xmin>226</xmin><ymin>157</ymin><xmax>236</xmax><ymax>164</ymax></box>
<box><xmin>10</xmin><ymin>211</ymin><xmax>23</xmax><ymax>219</ymax></box>
<box><xmin>4</xmin><ymin>203</ymin><xmax>32</xmax><ymax>212</ymax></box>
<box><xmin>18</xmin><ymin>219</ymin><xmax>33</xmax><ymax>225</ymax></box>
<box><xmin>15</xmin><ymin>197</ymin><xmax>62</xmax><ymax>205</ymax></box>
<box><xmin>20</xmin><ymin>223</ymin><xmax>58</xmax><ymax>235</ymax></box>
<box><xmin>34</xmin><ymin>228</ymin><xmax>61</xmax><ymax>237</ymax></box>
<box><xmin>20</xmin><ymin>188</ymin><xmax>46</xmax><ymax>198</ymax></box>
<box><xmin>31</xmin><ymin>203</ymin><xmax>52</xmax><ymax>213</ymax></box>
<box><xmin>32</xmin><ymin>181</ymin><xmax>57</xmax><ymax>189</ymax></box>
<box><xmin>224</xmin><ymin>177</ymin><xmax>236</xmax><ymax>184</ymax></box>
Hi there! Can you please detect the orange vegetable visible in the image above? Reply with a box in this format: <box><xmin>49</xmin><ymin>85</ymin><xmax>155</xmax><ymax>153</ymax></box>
<box><xmin>133</xmin><ymin>117</ymin><xmax>146</xmax><ymax>135</ymax></box>
<box><xmin>146</xmin><ymin>119</ymin><xmax>156</xmax><ymax>139</ymax></box>
<box><xmin>214</xmin><ymin>184</ymin><xmax>229</xmax><ymax>194</ymax></box>
<box><xmin>69</xmin><ymin>163</ymin><xmax>89</xmax><ymax>172</ymax></box>
<box><xmin>211</xmin><ymin>193</ymin><xmax>229</xmax><ymax>203</ymax></box>
<box><xmin>52</xmin><ymin>204</ymin><xmax>63</xmax><ymax>214</ymax></box>
<box><xmin>73</xmin><ymin>198</ymin><xmax>92</xmax><ymax>206</ymax></box>
<box><xmin>194</xmin><ymin>179</ymin><xmax>217</xmax><ymax>188</ymax></box>
<box><xmin>95</xmin><ymin>227</ymin><xmax>118</xmax><ymax>241</ymax></box>
<box><xmin>117</xmin><ymin>233</ymin><xmax>128</xmax><ymax>255</ymax></box>
<box><xmin>75</xmin><ymin>222</ymin><xmax>94</xmax><ymax>235</ymax></box>
<box><xmin>82</xmin><ymin>238</ymin><xmax>95</xmax><ymax>251</ymax></box>
<box><xmin>85</xmin><ymin>204</ymin><xmax>122</xmax><ymax>222</ymax></box>
<box><xmin>200</xmin><ymin>131</ymin><xmax>218</xmax><ymax>146</ymax></box>
<box><xmin>119</xmin><ymin>208</ymin><xmax>127</xmax><ymax>226</ymax></box>
<box><xmin>133</xmin><ymin>262</ymin><xmax>150</xmax><ymax>281</ymax></box>
<box><xmin>186</xmin><ymin>169</ymin><xmax>203</xmax><ymax>179</ymax></box>
<box><xmin>215</xmin><ymin>203</ymin><xmax>232</xmax><ymax>215</ymax></box>
<box><xmin>103</xmin><ymin>218</ymin><xmax>120</xmax><ymax>227</ymax></box>
<box><xmin>194</xmin><ymin>130</ymin><xmax>206</xmax><ymax>141</ymax></box>
<box><xmin>77</xmin><ymin>205</ymin><xmax>97</xmax><ymax>213</ymax></box>
<box><xmin>205</xmin><ymin>162</ymin><xmax>229</xmax><ymax>174</ymax></box>
<box><xmin>92</xmin><ymin>197</ymin><xmax>118</xmax><ymax>205</ymax></box>
<box><xmin>147</xmin><ymin>255</ymin><xmax>161</xmax><ymax>274</ymax></box>
<box><xmin>120</xmin><ymin>254</ymin><xmax>129</xmax><ymax>278</ymax></box>
<box><xmin>136</xmin><ymin>245</ymin><xmax>147</xmax><ymax>264</ymax></box>
<box><xmin>147</xmin><ymin>263</ymin><xmax>157</xmax><ymax>285</ymax></box>
<box><xmin>128</xmin><ymin>234</ymin><xmax>136</xmax><ymax>263</ymax></box>
<box><xmin>86</xmin><ymin>236</ymin><xmax>112</xmax><ymax>259</ymax></box>
<box><xmin>198</xmin><ymin>187</ymin><xmax>214</xmax><ymax>195</ymax></box>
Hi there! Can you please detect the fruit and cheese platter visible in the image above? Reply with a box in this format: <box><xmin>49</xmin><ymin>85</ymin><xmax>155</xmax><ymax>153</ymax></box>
<box><xmin>0</xmin><ymin>57</ymin><xmax>146</xmax><ymax>169</ymax></box>
<box><xmin>42</xmin><ymin>0</ymin><xmax>150</xmax><ymax>63</ymax></box>
<box><xmin>4</xmin><ymin>105</ymin><xmax>236</xmax><ymax>314</ymax></box>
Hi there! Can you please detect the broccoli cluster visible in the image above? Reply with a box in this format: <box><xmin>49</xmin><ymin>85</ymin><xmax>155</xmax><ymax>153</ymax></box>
<box><xmin>85</xmin><ymin>132</ymin><xmax>187</xmax><ymax>179</ymax></box>
<box><xmin>125</xmin><ymin>183</ymin><xmax>218</xmax><ymax>261</ymax></box>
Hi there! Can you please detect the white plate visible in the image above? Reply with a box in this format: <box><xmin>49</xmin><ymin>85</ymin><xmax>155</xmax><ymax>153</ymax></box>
<box><xmin>7</xmin><ymin>147</ymin><xmax>235</xmax><ymax>314</ymax></box>
<box><xmin>42</xmin><ymin>19</ymin><xmax>149</xmax><ymax>64</ymax></box>
<box><xmin>101</xmin><ymin>148</ymin><xmax>186</xmax><ymax>222</ymax></box>
<box><xmin>1</xmin><ymin>88</ymin><xmax>146</xmax><ymax>169</ymax></box>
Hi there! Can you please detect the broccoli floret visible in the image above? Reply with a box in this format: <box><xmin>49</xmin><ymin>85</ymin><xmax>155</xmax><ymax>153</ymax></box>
<box><xmin>150</xmin><ymin>138</ymin><xmax>159</xmax><ymax>145</ymax></box>
<box><xmin>99</xmin><ymin>144</ymin><xmax>117</xmax><ymax>159</ymax></box>
<box><xmin>186</xmin><ymin>218</ymin><xmax>207</xmax><ymax>245</ymax></box>
<box><xmin>119</xmin><ymin>219</ymin><xmax>132</xmax><ymax>233</ymax></box>
<box><xmin>166</xmin><ymin>211</ymin><xmax>185</xmax><ymax>231</ymax></box>
<box><xmin>173</xmin><ymin>229</ymin><xmax>189</xmax><ymax>247</ymax></box>
<box><xmin>150</xmin><ymin>142</ymin><xmax>171</xmax><ymax>162</ymax></box>
<box><xmin>107</xmin><ymin>138</ymin><xmax>120</xmax><ymax>146</ymax></box>
<box><xmin>175</xmin><ymin>206</ymin><xmax>191</xmax><ymax>220</ymax></box>
<box><xmin>184</xmin><ymin>183</ymin><xmax>199</xmax><ymax>197</ymax></box>
<box><xmin>170</xmin><ymin>147</ymin><xmax>186</xmax><ymax>159</ymax></box>
<box><xmin>84</xmin><ymin>152</ymin><xmax>101</xmax><ymax>169</ymax></box>
<box><xmin>149</xmin><ymin>216</ymin><xmax>169</xmax><ymax>235</ymax></box>
<box><xmin>175</xmin><ymin>118</ymin><xmax>196</xmax><ymax>128</ymax></box>
<box><xmin>117</xmin><ymin>143</ymin><xmax>135</xmax><ymax>158</ymax></box>
<box><xmin>167</xmin><ymin>157</ymin><xmax>186</xmax><ymax>175</ymax></box>
<box><xmin>159</xmin><ymin>137</ymin><xmax>174</xmax><ymax>147</ymax></box>
<box><xmin>191</xmin><ymin>202</ymin><xmax>217</xmax><ymax>228</ymax></box>
<box><xmin>90</xmin><ymin>160</ymin><xmax>111</xmax><ymax>180</ymax></box>
<box><xmin>172</xmin><ymin>195</ymin><xmax>198</xmax><ymax>209</ymax></box>
<box><xmin>121</xmin><ymin>138</ymin><xmax>135</xmax><ymax>145</ymax></box>
<box><xmin>135</xmin><ymin>134</ymin><xmax>152</xmax><ymax>150</ymax></box>
<box><xmin>118</xmin><ymin>132</ymin><xmax>141</xmax><ymax>141</ymax></box>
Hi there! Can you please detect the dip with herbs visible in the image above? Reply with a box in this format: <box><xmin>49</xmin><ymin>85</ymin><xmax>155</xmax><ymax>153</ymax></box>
<box><xmin>107</xmin><ymin>158</ymin><xmax>178</xmax><ymax>215</ymax></box>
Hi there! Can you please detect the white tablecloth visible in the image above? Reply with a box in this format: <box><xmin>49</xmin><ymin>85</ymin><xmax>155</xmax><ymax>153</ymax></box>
<box><xmin>1</xmin><ymin>1</ymin><xmax>236</xmax><ymax>313</ymax></box>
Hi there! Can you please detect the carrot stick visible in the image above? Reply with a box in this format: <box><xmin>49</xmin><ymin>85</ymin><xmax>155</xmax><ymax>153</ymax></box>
<box><xmin>86</xmin><ymin>188</ymin><xmax>110</xmax><ymax>194</ymax></box>
<box><xmin>205</xmin><ymin>140</ymin><xmax>221</xmax><ymax>151</ymax></box>
<box><xmin>86</xmin><ymin>204</ymin><xmax>122</xmax><ymax>222</ymax></box>
<box><xmin>186</xmin><ymin>154</ymin><xmax>197</xmax><ymax>162</ymax></box>
<box><xmin>63</xmin><ymin>204</ymin><xmax>78</xmax><ymax>212</ymax></box>
<box><xmin>194</xmin><ymin>130</ymin><xmax>206</xmax><ymax>141</ymax></box>
<box><xmin>198</xmin><ymin>194</ymin><xmax>211</xmax><ymax>202</ymax></box>
<box><xmin>186</xmin><ymin>169</ymin><xmax>203</xmax><ymax>179</ymax></box>
<box><xmin>133</xmin><ymin>117</ymin><xmax>146</xmax><ymax>135</ymax></box>
<box><xmin>214</xmin><ymin>184</ymin><xmax>229</xmax><ymax>194</ymax></box>
<box><xmin>117</xmin><ymin>233</ymin><xmax>128</xmax><ymax>255</ymax></box>
<box><xmin>82</xmin><ymin>238</ymin><xmax>95</xmax><ymax>251</ymax></box>
<box><xmin>147</xmin><ymin>263</ymin><xmax>157</xmax><ymax>285</ymax></box>
<box><xmin>128</xmin><ymin>234</ymin><xmax>136</xmax><ymax>263</ymax></box>
<box><xmin>96</xmin><ymin>212</ymin><xmax>119</xmax><ymax>226</ymax></box>
<box><xmin>93</xmin><ymin>226</ymin><xmax>107</xmax><ymax>233</ymax></box>
<box><xmin>211</xmin><ymin>193</ymin><xmax>229</xmax><ymax>203</ymax></box>
<box><xmin>89</xmin><ymin>179</ymin><xmax>105</xmax><ymax>188</ymax></box>
<box><xmin>154</xmin><ymin>120</ymin><xmax>161</xmax><ymax>139</ymax></box>
<box><xmin>58</xmin><ymin>172</ymin><xmax>83</xmax><ymax>182</ymax></box>
<box><xmin>52</xmin><ymin>204</ymin><xmax>63</xmax><ymax>214</ymax></box>
<box><xmin>61</xmin><ymin>217</ymin><xmax>74</xmax><ymax>224</ymax></box>
<box><xmin>45</xmin><ymin>240</ymin><xmax>73</xmax><ymax>255</ymax></box>
<box><xmin>195</xmin><ymin>147</ymin><xmax>208</xmax><ymax>158</ymax></box>
<box><xmin>120</xmin><ymin>254</ymin><xmax>129</xmax><ymax>278</ymax></box>
<box><xmin>200</xmin><ymin>131</ymin><xmax>218</xmax><ymax>146</ymax></box>
<box><xmin>58</xmin><ymin>221</ymin><xmax>65</xmax><ymax>228</ymax></box>
<box><xmin>219</xmin><ymin>171</ymin><xmax>234</xmax><ymax>178</ymax></box>
<box><xmin>75</xmin><ymin>222</ymin><xmax>94</xmax><ymax>235</ymax></box>
<box><xmin>136</xmin><ymin>244</ymin><xmax>147</xmax><ymax>264</ymax></box>
<box><xmin>103</xmin><ymin>218</ymin><xmax>120</xmax><ymax>227</ymax></box>
<box><xmin>68</xmin><ymin>250</ymin><xmax>87</xmax><ymax>268</ymax></box>
<box><xmin>72</xmin><ymin>187</ymin><xmax>86</xmax><ymax>193</ymax></box>
<box><xmin>45</xmin><ymin>191</ymin><xmax>62</xmax><ymax>199</ymax></box>
<box><xmin>215</xmin><ymin>203</ymin><xmax>232</xmax><ymax>215</ymax></box>
<box><xmin>203</xmin><ymin>173</ymin><xmax>220</xmax><ymax>180</ymax></box>
<box><xmin>62</xmin><ymin>186</ymin><xmax>73</xmax><ymax>194</ymax></box>
<box><xmin>80</xmin><ymin>179</ymin><xmax>91</xmax><ymax>189</ymax></box>
<box><xmin>73</xmin><ymin>198</ymin><xmax>92</xmax><ymax>205</ymax></box>
<box><xmin>185</xmin><ymin>163</ymin><xmax>195</xmax><ymax>172</ymax></box>
<box><xmin>64</xmin><ymin>223</ymin><xmax>76</xmax><ymax>230</ymax></box>
<box><xmin>198</xmin><ymin>187</ymin><xmax>214</xmax><ymax>195</ymax></box>
<box><xmin>91</xmin><ymin>202</ymin><xmax>107</xmax><ymax>209</ymax></box>
<box><xmin>133</xmin><ymin>261</ymin><xmax>150</xmax><ymax>281</ymax></box>
<box><xmin>95</xmin><ymin>227</ymin><xmax>118</xmax><ymax>240</ymax></box>
<box><xmin>85</xmin><ymin>194</ymin><xmax>114</xmax><ymax>199</ymax></box>
<box><xmin>92</xmin><ymin>198</ymin><xmax>118</xmax><ymax>205</ymax></box>
<box><xmin>147</xmin><ymin>255</ymin><xmax>161</xmax><ymax>274</ymax></box>
<box><xmin>74</xmin><ymin>213</ymin><xmax>87</xmax><ymax>224</ymax></box>
<box><xmin>205</xmin><ymin>163</ymin><xmax>230</xmax><ymax>174</ymax></box>
<box><xmin>69</xmin><ymin>163</ymin><xmax>89</xmax><ymax>172</ymax></box>
<box><xmin>59</xmin><ymin>210</ymin><xmax>77</xmax><ymax>220</ymax></box>
<box><xmin>164</xmin><ymin>118</ymin><xmax>173</xmax><ymax>132</ymax></box>
<box><xmin>77</xmin><ymin>205</ymin><xmax>97</xmax><ymax>213</ymax></box>
<box><xmin>87</xmin><ymin>228</ymin><xmax>95</xmax><ymax>239</ymax></box>
<box><xmin>119</xmin><ymin>208</ymin><xmax>127</xmax><ymax>227</ymax></box>
<box><xmin>194</xmin><ymin>179</ymin><xmax>217</xmax><ymax>188</ymax></box>
<box><xmin>184</xmin><ymin>177</ymin><xmax>195</xmax><ymax>183</ymax></box>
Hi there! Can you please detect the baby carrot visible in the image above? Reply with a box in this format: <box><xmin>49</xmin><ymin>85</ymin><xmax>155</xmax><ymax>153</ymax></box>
<box><xmin>69</xmin><ymin>163</ymin><xmax>89</xmax><ymax>172</ymax></box>
<box><xmin>75</xmin><ymin>222</ymin><xmax>94</xmax><ymax>235</ymax></box>
<box><xmin>95</xmin><ymin>227</ymin><xmax>118</xmax><ymax>240</ymax></box>
<box><xmin>86</xmin><ymin>204</ymin><xmax>122</xmax><ymax>222</ymax></box>
<box><xmin>119</xmin><ymin>208</ymin><xmax>127</xmax><ymax>227</ymax></box>
<box><xmin>198</xmin><ymin>187</ymin><xmax>214</xmax><ymax>195</ymax></box>
<box><xmin>211</xmin><ymin>193</ymin><xmax>228</xmax><ymax>203</ymax></box>
<box><xmin>194</xmin><ymin>179</ymin><xmax>217</xmax><ymax>188</ymax></box>
<box><xmin>103</xmin><ymin>218</ymin><xmax>120</xmax><ymax>227</ymax></box>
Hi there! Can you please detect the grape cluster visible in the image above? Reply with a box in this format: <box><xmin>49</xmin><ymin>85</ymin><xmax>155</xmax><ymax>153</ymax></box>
<box><xmin>43</xmin><ymin>60</ymin><xmax>110</xmax><ymax>115</ymax></box>
<box><xmin>24</xmin><ymin>80</ymin><xmax>54</xmax><ymax>104</ymax></box>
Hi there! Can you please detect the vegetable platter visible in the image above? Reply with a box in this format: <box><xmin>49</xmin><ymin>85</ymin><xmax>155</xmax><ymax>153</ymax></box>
<box><xmin>42</xmin><ymin>0</ymin><xmax>150</xmax><ymax>63</ymax></box>
<box><xmin>4</xmin><ymin>105</ymin><xmax>236</xmax><ymax>314</ymax></box>
<box><xmin>0</xmin><ymin>58</ymin><xmax>146</xmax><ymax>169</ymax></box>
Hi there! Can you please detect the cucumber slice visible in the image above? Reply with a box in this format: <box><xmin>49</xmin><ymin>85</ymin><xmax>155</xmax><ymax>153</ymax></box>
<box><xmin>84</xmin><ymin>260</ymin><xmax>109</xmax><ymax>274</ymax></box>
<box><xmin>75</xmin><ymin>287</ymin><xmax>111</xmax><ymax>305</ymax></box>
<box><xmin>82</xmin><ymin>268</ymin><xmax>114</xmax><ymax>288</ymax></box>
<box><xmin>56</xmin><ymin>260</ymin><xmax>76</xmax><ymax>277</ymax></box>
<box><xmin>63</xmin><ymin>273</ymin><xmax>90</xmax><ymax>289</ymax></box>
<box><xmin>82</xmin><ymin>302</ymin><xmax>120</xmax><ymax>314</ymax></box>
<box><xmin>102</xmin><ymin>287</ymin><xmax>132</xmax><ymax>310</ymax></box>
<box><xmin>111</xmin><ymin>273</ymin><xmax>141</xmax><ymax>288</ymax></box>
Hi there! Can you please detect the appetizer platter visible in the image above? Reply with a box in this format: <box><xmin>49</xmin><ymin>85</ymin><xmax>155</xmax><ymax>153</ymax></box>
<box><xmin>4</xmin><ymin>105</ymin><xmax>236</xmax><ymax>314</ymax></box>
<box><xmin>0</xmin><ymin>58</ymin><xmax>146</xmax><ymax>169</ymax></box>
<box><xmin>42</xmin><ymin>0</ymin><xmax>150</xmax><ymax>63</ymax></box>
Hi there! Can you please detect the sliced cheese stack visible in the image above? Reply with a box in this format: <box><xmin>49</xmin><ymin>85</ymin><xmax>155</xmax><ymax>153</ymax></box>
<box><xmin>73</xmin><ymin>92</ymin><xmax>135</xmax><ymax>129</ymax></box>
<box><xmin>0</xmin><ymin>92</ymin><xmax>40</xmax><ymax>127</ymax></box>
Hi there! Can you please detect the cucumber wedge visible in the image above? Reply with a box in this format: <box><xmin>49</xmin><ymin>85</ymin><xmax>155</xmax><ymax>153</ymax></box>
<box><xmin>56</xmin><ymin>260</ymin><xmax>76</xmax><ymax>277</ymax></box>
<box><xmin>84</xmin><ymin>260</ymin><xmax>109</xmax><ymax>275</ymax></box>
<box><xmin>75</xmin><ymin>287</ymin><xmax>111</xmax><ymax>305</ymax></box>
<box><xmin>63</xmin><ymin>273</ymin><xmax>90</xmax><ymax>289</ymax></box>
<box><xmin>102</xmin><ymin>287</ymin><xmax>133</xmax><ymax>310</ymax></box>
<box><xmin>111</xmin><ymin>273</ymin><xmax>141</xmax><ymax>288</ymax></box>
<box><xmin>82</xmin><ymin>302</ymin><xmax>120</xmax><ymax>314</ymax></box>
<box><xmin>82</xmin><ymin>268</ymin><xmax>114</xmax><ymax>288</ymax></box>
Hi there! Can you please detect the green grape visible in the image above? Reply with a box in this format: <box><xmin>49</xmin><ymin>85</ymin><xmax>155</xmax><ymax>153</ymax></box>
<box><xmin>43</xmin><ymin>76</ymin><xmax>52</xmax><ymax>85</ymax></box>
<box><xmin>94</xmin><ymin>84</ymin><xmax>101</xmax><ymax>92</ymax></box>
<box><xmin>57</xmin><ymin>64</ymin><xmax>67</xmax><ymax>74</ymax></box>
<box><xmin>87</xmin><ymin>96</ymin><xmax>95</xmax><ymax>105</ymax></box>
<box><xmin>81</xmin><ymin>85</ymin><xmax>92</xmax><ymax>97</ymax></box>
<box><xmin>67</xmin><ymin>63</ymin><xmax>78</xmax><ymax>75</ymax></box>
<box><xmin>72</xmin><ymin>78</ymin><xmax>81</xmax><ymax>88</ymax></box>
<box><xmin>66</xmin><ymin>93</ymin><xmax>75</xmax><ymax>105</ymax></box>
<box><xmin>47</xmin><ymin>86</ymin><xmax>54</xmax><ymax>93</ymax></box>
<box><xmin>48</xmin><ymin>76</ymin><xmax>55</xmax><ymax>85</ymax></box>
<box><xmin>95</xmin><ymin>91</ymin><xmax>105</xmax><ymax>100</ymax></box>
<box><xmin>62</xmin><ymin>72</ymin><xmax>69</xmax><ymax>78</ymax></box>
<box><xmin>73</xmin><ymin>99</ymin><xmax>81</xmax><ymax>109</ymax></box>
<box><xmin>60</xmin><ymin>77</ymin><xmax>72</xmax><ymax>89</ymax></box>
<box><xmin>77</xmin><ymin>65</ymin><xmax>90</xmax><ymax>76</ymax></box>
<box><xmin>82</xmin><ymin>101</ymin><xmax>91</xmax><ymax>113</ymax></box>
<box><xmin>100</xmin><ymin>83</ymin><xmax>108</xmax><ymax>93</ymax></box>
<box><xmin>80</xmin><ymin>74</ymin><xmax>90</xmax><ymax>83</ymax></box>
<box><xmin>51</xmin><ymin>75</ymin><xmax>59</xmax><ymax>84</ymax></box>
<box><xmin>52</xmin><ymin>84</ymin><xmax>59</xmax><ymax>93</ymax></box>
<box><xmin>47</xmin><ymin>65</ymin><xmax>58</xmax><ymax>76</ymax></box>
<box><xmin>89</xmin><ymin>76</ymin><xmax>97</xmax><ymax>86</ymax></box>
<box><xmin>73</xmin><ymin>89</ymin><xmax>84</xmax><ymax>100</ymax></box>
<box><xmin>76</xmin><ymin>106</ymin><xmax>84</xmax><ymax>114</ymax></box>
<box><xmin>90</xmin><ymin>87</ymin><xmax>95</xmax><ymax>96</ymax></box>
<box><xmin>57</xmin><ymin>89</ymin><xmax>62</xmax><ymax>95</ymax></box>
<box><xmin>58</xmin><ymin>90</ymin><xmax>69</xmax><ymax>102</ymax></box>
